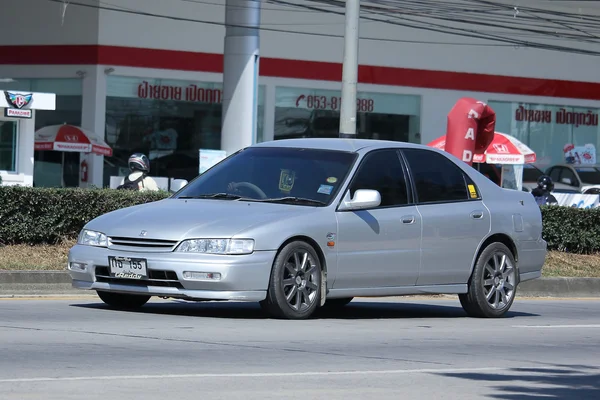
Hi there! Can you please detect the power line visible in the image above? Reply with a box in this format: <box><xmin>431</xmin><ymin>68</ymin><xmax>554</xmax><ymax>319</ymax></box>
<box><xmin>302</xmin><ymin>0</ymin><xmax>600</xmax><ymax>55</ymax></box>
<box><xmin>46</xmin><ymin>0</ymin><xmax>517</xmax><ymax>47</ymax></box>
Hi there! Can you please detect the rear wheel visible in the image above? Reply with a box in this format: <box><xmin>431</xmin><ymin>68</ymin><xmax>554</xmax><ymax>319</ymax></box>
<box><xmin>261</xmin><ymin>241</ymin><xmax>322</xmax><ymax>320</ymax></box>
<box><xmin>459</xmin><ymin>242</ymin><xmax>518</xmax><ymax>318</ymax></box>
<box><xmin>96</xmin><ymin>291</ymin><xmax>151</xmax><ymax>309</ymax></box>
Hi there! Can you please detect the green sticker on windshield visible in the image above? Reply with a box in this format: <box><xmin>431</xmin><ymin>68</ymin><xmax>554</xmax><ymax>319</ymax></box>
<box><xmin>279</xmin><ymin>169</ymin><xmax>296</xmax><ymax>192</ymax></box>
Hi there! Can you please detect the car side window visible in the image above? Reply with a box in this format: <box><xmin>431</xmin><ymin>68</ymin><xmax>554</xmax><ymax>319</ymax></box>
<box><xmin>348</xmin><ymin>149</ymin><xmax>409</xmax><ymax>207</ymax></box>
<box><xmin>549</xmin><ymin>167</ymin><xmax>561</xmax><ymax>182</ymax></box>
<box><xmin>402</xmin><ymin>148</ymin><xmax>472</xmax><ymax>203</ymax></box>
<box><xmin>561</xmin><ymin>168</ymin><xmax>577</xmax><ymax>186</ymax></box>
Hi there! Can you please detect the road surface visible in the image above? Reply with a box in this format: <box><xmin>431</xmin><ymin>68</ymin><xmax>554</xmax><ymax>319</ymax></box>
<box><xmin>1</xmin><ymin>295</ymin><xmax>599</xmax><ymax>399</ymax></box>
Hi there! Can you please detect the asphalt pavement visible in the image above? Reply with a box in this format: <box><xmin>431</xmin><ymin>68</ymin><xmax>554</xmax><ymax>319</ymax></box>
<box><xmin>1</xmin><ymin>295</ymin><xmax>599</xmax><ymax>399</ymax></box>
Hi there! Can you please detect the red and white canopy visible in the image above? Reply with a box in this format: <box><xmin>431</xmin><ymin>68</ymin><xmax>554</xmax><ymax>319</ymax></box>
<box><xmin>428</xmin><ymin>131</ymin><xmax>536</xmax><ymax>164</ymax></box>
<box><xmin>35</xmin><ymin>124</ymin><xmax>113</xmax><ymax>156</ymax></box>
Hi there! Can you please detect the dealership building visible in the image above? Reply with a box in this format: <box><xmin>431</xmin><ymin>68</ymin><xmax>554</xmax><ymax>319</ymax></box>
<box><xmin>1</xmin><ymin>0</ymin><xmax>600</xmax><ymax>188</ymax></box>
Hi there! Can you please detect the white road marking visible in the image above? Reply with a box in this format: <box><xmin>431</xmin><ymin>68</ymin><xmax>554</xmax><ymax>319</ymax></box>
<box><xmin>513</xmin><ymin>324</ymin><xmax>600</xmax><ymax>329</ymax></box>
<box><xmin>0</xmin><ymin>366</ymin><xmax>560</xmax><ymax>384</ymax></box>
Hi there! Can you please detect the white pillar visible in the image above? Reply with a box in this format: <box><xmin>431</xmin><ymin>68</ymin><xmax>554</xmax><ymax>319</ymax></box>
<box><xmin>221</xmin><ymin>0</ymin><xmax>261</xmax><ymax>155</ymax></box>
<box><xmin>18</xmin><ymin>115</ymin><xmax>35</xmax><ymax>186</ymax></box>
<box><xmin>80</xmin><ymin>66</ymin><xmax>106</xmax><ymax>188</ymax></box>
<box><xmin>339</xmin><ymin>0</ymin><xmax>360</xmax><ymax>138</ymax></box>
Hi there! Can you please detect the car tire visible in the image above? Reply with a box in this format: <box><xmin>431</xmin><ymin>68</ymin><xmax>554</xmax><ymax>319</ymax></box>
<box><xmin>261</xmin><ymin>240</ymin><xmax>322</xmax><ymax>320</ymax></box>
<box><xmin>459</xmin><ymin>242</ymin><xmax>518</xmax><ymax>318</ymax></box>
<box><xmin>96</xmin><ymin>291</ymin><xmax>151</xmax><ymax>309</ymax></box>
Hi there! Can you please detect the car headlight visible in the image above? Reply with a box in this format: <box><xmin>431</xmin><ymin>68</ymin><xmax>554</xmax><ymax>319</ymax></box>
<box><xmin>78</xmin><ymin>229</ymin><xmax>109</xmax><ymax>247</ymax></box>
<box><xmin>175</xmin><ymin>239</ymin><xmax>254</xmax><ymax>255</ymax></box>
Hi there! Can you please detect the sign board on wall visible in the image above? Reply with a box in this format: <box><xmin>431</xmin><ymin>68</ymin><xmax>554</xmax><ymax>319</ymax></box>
<box><xmin>199</xmin><ymin>149</ymin><xmax>227</xmax><ymax>174</ymax></box>
<box><xmin>275</xmin><ymin>87</ymin><xmax>421</xmax><ymax>116</ymax></box>
<box><xmin>0</xmin><ymin>91</ymin><xmax>56</xmax><ymax>118</ymax></box>
<box><xmin>106</xmin><ymin>76</ymin><xmax>266</xmax><ymax>107</ymax></box>
<box><xmin>564</xmin><ymin>143</ymin><xmax>596</xmax><ymax>165</ymax></box>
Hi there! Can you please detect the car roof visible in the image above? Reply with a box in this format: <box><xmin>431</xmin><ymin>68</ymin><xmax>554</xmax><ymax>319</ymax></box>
<box><xmin>252</xmin><ymin>138</ymin><xmax>431</xmax><ymax>153</ymax></box>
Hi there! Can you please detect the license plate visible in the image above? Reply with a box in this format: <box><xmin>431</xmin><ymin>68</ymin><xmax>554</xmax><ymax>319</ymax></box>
<box><xmin>108</xmin><ymin>256</ymin><xmax>148</xmax><ymax>279</ymax></box>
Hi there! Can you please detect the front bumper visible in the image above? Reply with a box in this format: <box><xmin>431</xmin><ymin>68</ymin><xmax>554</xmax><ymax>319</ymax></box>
<box><xmin>67</xmin><ymin>244</ymin><xmax>276</xmax><ymax>301</ymax></box>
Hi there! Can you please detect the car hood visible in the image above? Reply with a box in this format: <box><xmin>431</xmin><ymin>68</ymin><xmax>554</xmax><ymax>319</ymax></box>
<box><xmin>85</xmin><ymin>198</ymin><xmax>320</xmax><ymax>241</ymax></box>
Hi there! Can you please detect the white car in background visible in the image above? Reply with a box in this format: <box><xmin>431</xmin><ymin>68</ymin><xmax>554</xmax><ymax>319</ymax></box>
<box><xmin>477</xmin><ymin>163</ymin><xmax>576</xmax><ymax>193</ymax></box>
<box><xmin>546</xmin><ymin>164</ymin><xmax>600</xmax><ymax>194</ymax></box>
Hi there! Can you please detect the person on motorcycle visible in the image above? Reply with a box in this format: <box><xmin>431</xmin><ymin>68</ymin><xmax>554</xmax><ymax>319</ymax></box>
<box><xmin>117</xmin><ymin>153</ymin><xmax>159</xmax><ymax>191</ymax></box>
<box><xmin>531</xmin><ymin>175</ymin><xmax>558</xmax><ymax>206</ymax></box>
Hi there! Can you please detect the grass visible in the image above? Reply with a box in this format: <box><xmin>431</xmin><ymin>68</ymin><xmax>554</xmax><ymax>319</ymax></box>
<box><xmin>0</xmin><ymin>241</ymin><xmax>75</xmax><ymax>271</ymax></box>
<box><xmin>1</xmin><ymin>242</ymin><xmax>600</xmax><ymax>277</ymax></box>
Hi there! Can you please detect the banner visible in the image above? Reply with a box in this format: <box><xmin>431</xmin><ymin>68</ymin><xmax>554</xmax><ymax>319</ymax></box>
<box><xmin>553</xmin><ymin>193</ymin><xmax>600</xmax><ymax>208</ymax></box>
<box><xmin>199</xmin><ymin>149</ymin><xmax>227</xmax><ymax>174</ymax></box>
<box><xmin>445</xmin><ymin>97</ymin><xmax>496</xmax><ymax>166</ymax></box>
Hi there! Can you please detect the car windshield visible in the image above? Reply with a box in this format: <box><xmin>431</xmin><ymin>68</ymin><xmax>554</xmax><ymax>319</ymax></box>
<box><xmin>523</xmin><ymin>165</ymin><xmax>543</xmax><ymax>182</ymax></box>
<box><xmin>174</xmin><ymin>147</ymin><xmax>357</xmax><ymax>206</ymax></box>
<box><xmin>575</xmin><ymin>167</ymin><xmax>600</xmax><ymax>184</ymax></box>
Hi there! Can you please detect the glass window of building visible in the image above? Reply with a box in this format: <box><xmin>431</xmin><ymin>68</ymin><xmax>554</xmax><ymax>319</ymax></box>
<box><xmin>274</xmin><ymin>87</ymin><xmax>421</xmax><ymax>143</ymax></box>
<box><xmin>105</xmin><ymin>76</ymin><xmax>265</xmax><ymax>186</ymax></box>
<box><xmin>0</xmin><ymin>79</ymin><xmax>83</xmax><ymax>187</ymax></box>
<box><xmin>0</xmin><ymin>121</ymin><xmax>18</xmax><ymax>172</ymax></box>
<box><xmin>489</xmin><ymin>100</ymin><xmax>600</xmax><ymax>169</ymax></box>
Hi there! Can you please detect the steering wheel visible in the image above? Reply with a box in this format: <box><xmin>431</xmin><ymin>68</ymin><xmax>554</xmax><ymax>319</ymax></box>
<box><xmin>232</xmin><ymin>182</ymin><xmax>268</xmax><ymax>199</ymax></box>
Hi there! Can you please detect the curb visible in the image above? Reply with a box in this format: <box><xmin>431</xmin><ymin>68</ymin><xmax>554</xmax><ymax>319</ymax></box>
<box><xmin>0</xmin><ymin>271</ymin><xmax>76</xmax><ymax>295</ymax></box>
<box><xmin>1</xmin><ymin>271</ymin><xmax>599</xmax><ymax>298</ymax></box>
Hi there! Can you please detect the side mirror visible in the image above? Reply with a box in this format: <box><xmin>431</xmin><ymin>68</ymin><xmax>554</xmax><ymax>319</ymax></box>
<box><xmin>338</xmin><ymin>189</ymin><xmax>381</xmax><ymax>211</ymax></box>
<box><xmin>561</xmin><ymin>177</ymin><xmax>573</xmax><ymax>185</ymax></box>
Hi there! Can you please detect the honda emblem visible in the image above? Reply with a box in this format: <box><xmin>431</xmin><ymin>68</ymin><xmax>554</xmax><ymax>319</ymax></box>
<box><xmin>492</xmin><ymin>144</ymin><xmax>509</xmax><ymax>153</ymax></box>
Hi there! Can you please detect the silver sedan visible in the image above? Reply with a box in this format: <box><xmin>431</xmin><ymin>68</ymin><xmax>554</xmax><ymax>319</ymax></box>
<box><xmin>68</xmin><ymin>138</ymin><xmax>547</xmax><ymax>319</ymax></box>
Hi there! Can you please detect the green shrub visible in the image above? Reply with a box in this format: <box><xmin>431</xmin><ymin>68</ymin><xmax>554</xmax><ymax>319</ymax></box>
<box><xmin>1</xmin><ymin>186</ymin><xmax>600</xmax><ymax>254</ymax></box>
<box><xmin>540</xmin><ymin>205</ymin><xmax>600</xmax><ymax>254</ymax></box>
<box><xmin>0</xmin><ymin>186</ymin><xmax>169</xmax><ymax>245</ymax></box>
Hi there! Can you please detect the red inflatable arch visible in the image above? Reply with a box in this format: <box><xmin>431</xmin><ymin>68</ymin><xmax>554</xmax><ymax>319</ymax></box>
<box><xmin>445</xmin><ymin>97</ymin><xmax>496</xmax><ymax>166</ymax></box>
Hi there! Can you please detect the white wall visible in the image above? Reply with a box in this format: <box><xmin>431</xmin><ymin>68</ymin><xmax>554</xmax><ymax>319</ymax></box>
<box><xmin>0</xmin><ymin>0</ymin><xmax>99</xmax><ymax>45</ymax></box>
<box><xmin>91</xmin><ymin>0</ymin><xmax>600</xmax><ymax>82</ymax></box>
<box><xmin>2</xmin><ymin>0</ymin><xmax>599</xmax><ymax>84</ymax></box>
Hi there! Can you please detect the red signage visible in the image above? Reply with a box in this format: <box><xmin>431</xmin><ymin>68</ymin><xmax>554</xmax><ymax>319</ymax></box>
<box><xmin>556</xmin><ymin>108</ymin><xmax>598</xmax><ymax>127</ymax></box>
<box><xmin>515</xmin><ymin>105</ymin><xmax>598</xmax><ymax>126</ymax></box>
<box><xmin>137</xmin><ymin>81</ymin><xmax>222</xmax><ymax>103</ymax></box>
<box><xmin>295</xmin><ymin>94</ymin><xmax>374</xmax><ymax>112</ymax></box>
<box><xmin>5</xmin><ymin>108</ymin><xmax>32</xmax><ymax>118</ymax></box>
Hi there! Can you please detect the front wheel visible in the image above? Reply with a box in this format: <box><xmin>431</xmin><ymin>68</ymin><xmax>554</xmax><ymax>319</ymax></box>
<box><xmin>459</xmin><ymin>242</ymin><xmax>518</xmax><ymax>318</ymax></box>
<box><xmin>96</xmin><ymin>291</ymin><xmax>151</xmax><ymax>309</ymax></box>
<box><xmin>261</xmin><ymin>241</ymin><xmax>322</xmax><ymax>319</ymax></box>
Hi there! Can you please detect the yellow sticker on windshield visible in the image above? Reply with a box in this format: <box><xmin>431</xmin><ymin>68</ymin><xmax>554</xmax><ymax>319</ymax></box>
<box><xmin>468</xmin><ymin>184</ymin><xmax>478</xmax><ymax>199</ymax></box>
<box><xmin>279</xmin><ymin>169</ymin><xmax>296</xmax><ymax>192</ymax></box>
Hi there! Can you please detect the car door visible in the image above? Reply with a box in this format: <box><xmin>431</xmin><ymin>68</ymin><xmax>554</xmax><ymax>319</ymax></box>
<box><xmin>333</xmin><ymin>149</ymin><xmax>421</xmax><ymax>289</ymax></box>
<box><xmin>401</xmin><ymin>148</ymin><xmax>491</xmax><ymax>286</ymax></box>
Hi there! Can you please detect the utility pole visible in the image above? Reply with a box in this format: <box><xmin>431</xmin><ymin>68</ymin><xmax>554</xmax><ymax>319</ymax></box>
<box><xmin>221</xmin><ymin>0</ymin><xmax>261</xmax><ymax>155</ymax></box>
<box><xmin>339</xmin><ymin>0</ymin><xmax>360</xmax><ymax>139</ymax></box>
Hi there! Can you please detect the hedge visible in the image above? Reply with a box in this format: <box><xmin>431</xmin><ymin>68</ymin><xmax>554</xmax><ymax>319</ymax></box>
<box><xmin>1</xmin><ymin>186</ymin><xmax>600</xmax><ymax>254</ymax></box>
<box><xmin>0</xmin><ymin>186</ymin><xmax>169</xmax><ymax>245</ymax></box>
<box><xmin>540</xmin><ymin>205</ymin><xmax>600</xmax><ymax>254</ymax></box>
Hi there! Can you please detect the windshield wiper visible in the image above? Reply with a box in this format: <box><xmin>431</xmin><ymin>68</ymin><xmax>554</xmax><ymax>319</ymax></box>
<box><xmin>247</xmin><ymin>197</ymin><xmax>327</xmax><ymax>206</ymax></box>
<box><xmin>178</xmin><ymin>193</ymin><xmax>244</xmax><ymax>200</ymax></box>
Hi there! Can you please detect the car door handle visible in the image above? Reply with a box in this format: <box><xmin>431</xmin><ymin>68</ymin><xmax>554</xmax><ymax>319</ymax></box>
<box><xmin>401</xmin><ymin>215</ymin><xmax>415</xmax><ymax>224</ymax></box>
<box><xmin>470</xmin><ymin>210</ymin><xmax>484</xmax><ymax>219</ymax></box>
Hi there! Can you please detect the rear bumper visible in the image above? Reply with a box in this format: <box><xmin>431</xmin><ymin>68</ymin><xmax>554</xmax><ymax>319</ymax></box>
<box><xmin>518</xmin><ymin>238</ymin><xmax>547</xmax><ymax>282</ymax></box>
